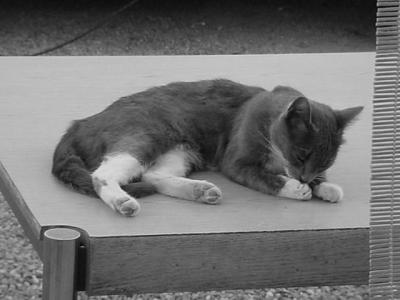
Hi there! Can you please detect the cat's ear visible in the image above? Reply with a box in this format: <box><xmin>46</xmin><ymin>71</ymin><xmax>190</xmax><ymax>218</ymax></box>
<box><xmin>286</xmin><ymin>97</ymin><xmax>312</xmax><ymax>132</ymax></box>
<box><xmin>335</xmin><ymin>106</ymin><xmax>363</xmax><ymax>129</ymax></box>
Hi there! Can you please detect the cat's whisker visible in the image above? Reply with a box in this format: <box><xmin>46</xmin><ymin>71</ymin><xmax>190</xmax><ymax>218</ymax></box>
<box><xmin>256</xmin><ymin>129</ymin><xmax>272</xmax><ymax>146</ymax></box>
<box><xmin>256</xmin><ymin>129</ymin><xmax>289</xmax><ymax>169</ymax></box>
<box><xmin>256</xmin><ymin>130</ymin><xmax>279</xmax><ymax>152</ymax></box>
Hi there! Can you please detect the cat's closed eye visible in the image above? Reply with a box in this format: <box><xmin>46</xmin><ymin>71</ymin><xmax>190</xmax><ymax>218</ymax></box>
<box><xmin>295</xmin><ymin>149</ymin><xmax>312</xmax><ymax>164</ymax></box>
<box><xmin>295</xmin><ymin>155</ymin><xmax>306</xmax><ymax>164</ymax></box>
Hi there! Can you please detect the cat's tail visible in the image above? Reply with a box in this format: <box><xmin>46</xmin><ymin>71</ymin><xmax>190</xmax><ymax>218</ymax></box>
<box><xmin>52</xmin><ymin>133</ymin><xmax>97</xmax><ymax>196</ymax></box>
<box><xmin>52</xmin><ymin>134</ymin><xmax>156</xmax><ymax>199</ymax></box>
<box><xmin>121</xmin><ymin>182</ymin><xmax>157</xmax><ymax>198</ymax></box>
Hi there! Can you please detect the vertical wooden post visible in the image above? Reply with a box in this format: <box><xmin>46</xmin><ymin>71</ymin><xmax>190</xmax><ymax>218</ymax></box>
<box><xmin>42</xmin><ymin>228</ymin><xmax>81</xmax><ymax>300</ymax></box>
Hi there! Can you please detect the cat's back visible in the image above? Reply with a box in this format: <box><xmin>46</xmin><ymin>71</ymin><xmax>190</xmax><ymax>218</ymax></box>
<box><xmin>74</xmin><ymin>79</ymin><xmax>263</xmax><ymax>132</ymax></box>
<box><xmin>109</xmin><ymin>79</ymin><xmax>264</xmax><ymax>111</ymax></box>
<box><xmin>67</xmin><ymin>79</ymin><xmax>264</xmax><ymax>143</ymax></box>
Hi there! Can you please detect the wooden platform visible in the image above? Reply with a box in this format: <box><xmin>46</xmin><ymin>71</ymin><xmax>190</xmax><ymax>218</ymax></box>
<box><xmin>0</xmin><ymin>53</ymin><xmax>372</xmax><ymax>296</ymax></box>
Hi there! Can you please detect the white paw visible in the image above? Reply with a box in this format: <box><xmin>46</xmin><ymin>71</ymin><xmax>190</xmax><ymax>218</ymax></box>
<box><xmin>313</xmin><ymin>182</ymin><xmax>343</xmax><ymax>203</ymax></box>
<box><xmin>193</xmin><ymin>181</ymin><xmax>222</xmax><ymax>205</ymax></box>
<box><xmin>278</xmin><ymin>178</ymin><xmax>312</xmax><ymax>201</ymax></box>
<box><xmin>113</xmin><ymin>196</ymin><xmax>141</xmax><ymax>217</ymax></box>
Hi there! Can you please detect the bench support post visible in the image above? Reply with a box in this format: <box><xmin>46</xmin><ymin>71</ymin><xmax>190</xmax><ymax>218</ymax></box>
<box><xmin>42</xmin><ymin>228</ymin><xmax>81</xmax><ymax>300</ymax></box>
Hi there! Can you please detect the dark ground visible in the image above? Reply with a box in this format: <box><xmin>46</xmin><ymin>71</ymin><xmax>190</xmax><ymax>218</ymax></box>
<box><xmin>0</xmin><ymin>0</ymin><xmax>374</xmax><ymax>299</ymax></box>
<box><xmin>0</xmin><ymin>0</ymin><xmax>375</xmax><ymax>56</ymax></box>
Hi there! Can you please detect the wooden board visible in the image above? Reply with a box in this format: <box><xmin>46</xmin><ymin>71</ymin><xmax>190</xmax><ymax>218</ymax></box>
<box><xmin>0</xmin><ymin>53</ymin><xmax>372</xmax><ymax>237</ymax></box>
<box><xmin>0</xmin><ymin>53</ymin><xmax>373</xmax><ymax>294</ymax></box>
<box><xmin>89</xmin><ymin>229</ymin><xmax>369</xmax><ymax>294</ymax></box>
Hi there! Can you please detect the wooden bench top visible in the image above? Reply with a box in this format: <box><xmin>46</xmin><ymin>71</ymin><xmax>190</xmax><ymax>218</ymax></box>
<box><xmin>0</xmin><ymin>53</ymin><xmax>372</xmax><ymax>294</ymax></box>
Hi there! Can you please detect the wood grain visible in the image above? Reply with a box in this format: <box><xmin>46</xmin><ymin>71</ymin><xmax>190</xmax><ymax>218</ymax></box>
<box><xmin>88</xmin><ymin>228</ymin><xmax>369</xmax><ymax>295</ymax></box>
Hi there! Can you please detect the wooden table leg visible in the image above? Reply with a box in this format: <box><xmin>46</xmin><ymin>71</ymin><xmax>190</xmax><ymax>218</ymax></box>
<box><xmin>42</xmin><ymin>228</ymin><xmax>81</xmax><ymax>300</ymax></box>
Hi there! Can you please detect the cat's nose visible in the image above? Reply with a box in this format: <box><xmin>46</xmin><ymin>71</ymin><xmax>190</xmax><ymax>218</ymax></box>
<box><xmin>300</xmin><ymin>175</ymin><xmax>309</xmax><ymax>183</ymax></box>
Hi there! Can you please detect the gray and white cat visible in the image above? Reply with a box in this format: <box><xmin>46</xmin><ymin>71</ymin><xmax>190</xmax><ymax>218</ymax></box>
<box><xmin>52</xmin><ymin>79</ymin><xmax>363</xmax><ymax>217</ymax></box>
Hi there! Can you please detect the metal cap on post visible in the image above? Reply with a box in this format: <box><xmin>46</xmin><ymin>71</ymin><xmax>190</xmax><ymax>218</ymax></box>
<box><xmin>42</xmin><ymin>228</ymin><xmax>81</xmax><ymax>300</ymax></box>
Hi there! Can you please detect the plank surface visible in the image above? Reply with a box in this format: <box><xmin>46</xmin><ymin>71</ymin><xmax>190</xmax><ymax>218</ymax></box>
<box><xmin>0</xmin><ymin>53</ymin><xmax>372</xmax><ymax>238</ymax></box>
<box><xmin>89</xmin><ymin>229</ymin><xmax>369</xmax><ymax>295</ymax></box>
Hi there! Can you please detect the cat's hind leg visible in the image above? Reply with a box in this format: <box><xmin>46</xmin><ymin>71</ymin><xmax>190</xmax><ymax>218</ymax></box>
<box><xmin>91</xmin><ymin>153</ymin><xmax>144</xmax><ymax>216</ymax></box>
<box><xmin>142</xmin><ymin>145</ymin><xmax>222</xmax><ymax>204</ymax></box>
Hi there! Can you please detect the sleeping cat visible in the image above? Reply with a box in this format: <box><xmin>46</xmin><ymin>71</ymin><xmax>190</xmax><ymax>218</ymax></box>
<box><xmin>52</xmin><ymin>79</ymin><xmax>363</xmax><ymax>217</ymax></box>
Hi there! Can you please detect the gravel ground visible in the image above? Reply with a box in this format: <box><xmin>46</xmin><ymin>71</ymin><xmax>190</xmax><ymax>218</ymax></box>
<box><xmin>0</xmin><ymin>0</ymin><xmax>373</xmax><ymax>299</ymax></box>
<box><xmin>0</xmin><ymin>0</ymin><xmax>375</xmax><ymax>56</ymax></box>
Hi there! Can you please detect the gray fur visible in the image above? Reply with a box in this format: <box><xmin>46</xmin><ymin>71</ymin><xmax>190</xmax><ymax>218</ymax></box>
<box><xmin>52</xmin><ymin>79</ymin><xmax>363</xmax><ymax>199</ymax></box>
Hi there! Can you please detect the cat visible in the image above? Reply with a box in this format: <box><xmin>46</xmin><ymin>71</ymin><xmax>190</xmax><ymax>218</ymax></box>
<box><xmin>52</xmin><ymin>79</ymin><xmax>363</xmax><ymax>217</ymax></box>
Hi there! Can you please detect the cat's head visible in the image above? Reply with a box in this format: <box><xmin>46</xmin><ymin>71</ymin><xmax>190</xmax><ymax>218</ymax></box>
<box><xmin>280</xmin><ymin>96</ymin><xmax>363</xmax><ymax>183</ymax></box>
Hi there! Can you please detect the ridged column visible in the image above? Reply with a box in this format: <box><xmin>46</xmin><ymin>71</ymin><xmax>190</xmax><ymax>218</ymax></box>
<box><xmin>371</xmin><ymin>1</ymin><xmax>400</xmax><ymax>299</ymax></box>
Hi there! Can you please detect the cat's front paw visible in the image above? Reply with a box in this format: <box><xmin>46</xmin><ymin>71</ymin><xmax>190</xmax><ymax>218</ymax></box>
<box><xmin>313</xmin><ymin>182</ymin><xmax>343</xmax><ymax>203</ymax></box>
<box><xmin>278</xmin><ymin>178</ymin><xmax>312</xmax><ymax>201</ymax></box>
<box><xmin>193</xmin><ymin>181</ymin><xmax>222</xmax><ymax>205</ymax></box>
